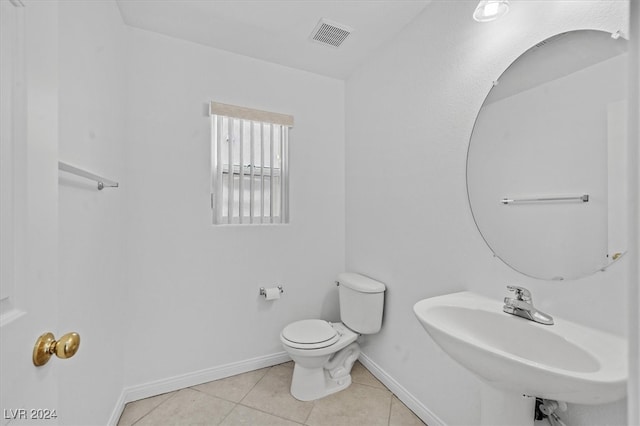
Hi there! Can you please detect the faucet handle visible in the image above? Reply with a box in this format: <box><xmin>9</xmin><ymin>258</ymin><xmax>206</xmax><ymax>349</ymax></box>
<box><xmin>506</xmin><ymin>285</ymin><xmax>532</xmax><ymax>301</ymax></box>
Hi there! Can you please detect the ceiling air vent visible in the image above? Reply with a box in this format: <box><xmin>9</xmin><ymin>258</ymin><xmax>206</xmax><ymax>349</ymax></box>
<box><xmin>309</xmin><ymin>18</ymin><xmax>353</xmax><ymax>48</ymax></box>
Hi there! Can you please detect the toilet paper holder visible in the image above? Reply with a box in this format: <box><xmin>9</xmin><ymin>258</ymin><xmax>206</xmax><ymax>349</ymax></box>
<box><xmin>259</xmin><ymin>285</ymin><xmax>284</xmax><ymax>297</ymax></box>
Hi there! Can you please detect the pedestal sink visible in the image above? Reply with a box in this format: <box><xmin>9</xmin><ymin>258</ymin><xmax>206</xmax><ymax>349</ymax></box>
<box><xmin>413</xmin><ymin>292</ymin><xmax>627</xmax><ymax>425</ymax></box>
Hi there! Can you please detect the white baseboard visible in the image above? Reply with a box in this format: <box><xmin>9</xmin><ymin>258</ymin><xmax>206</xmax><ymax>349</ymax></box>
<box><xmin>108</xmin><ymin>389</ymin><xmax>127</xmax><ymax>426</ymax></box>
<box><xmin>107</xmin><ymin>351</ymin><xmax>291</xmax><ymax>425</ymax></box>
<box><xmin>107</xmin><ymin>351</ymin><xmax>441</xmax><ymax>426</ymax></box>
<box><xmin>359</xmin><ymin>352</ymin><xmax>446</xmax><ymax>426</ymax></box>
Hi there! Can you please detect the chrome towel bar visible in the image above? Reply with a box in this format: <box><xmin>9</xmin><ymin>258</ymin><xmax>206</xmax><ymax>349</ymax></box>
<box><xmin>501</xmin><ymin>194</ymin><xmax>589</xmax><ymax>205</ymax></box>
<box><xmin>58</xmin><ymin>161</ymin><xmax>119</xmax><ymax>190</ymax></box>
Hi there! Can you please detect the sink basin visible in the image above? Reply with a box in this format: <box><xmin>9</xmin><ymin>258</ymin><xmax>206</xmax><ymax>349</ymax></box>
<box><xmin>413</xmin><ymin>292</ymin><xmax>627</xmax><ymax>405</ymax></box>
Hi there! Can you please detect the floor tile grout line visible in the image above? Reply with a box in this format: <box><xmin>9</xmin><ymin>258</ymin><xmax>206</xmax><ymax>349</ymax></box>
<box><xmin>188</xmin><ymin>385</ymin><xmax>241</xmax><ymax>404</ymax></box>
<box><xmin>237</xmin><ymin>402</ymin><xmax>306</xmax><ymax>425</ymax></box>
<box><xmin>301</xmin><ymin>398</ymin><xmax>316</xmax><ymax>425</ymax></box>
<box><xmin>387</xmin><ymin>392</ymin><xmax>393</xmax><ymax>426</ymax></box>
<box><xmin>237</xmin><ymin>364</ymin><xmax>272</xmax><ymax>404</ymax></box>
<box><xmin>355</xmin><ymin>363</ymin><xmax>425</xmax><ymax>423</ymax></box>
<box><xmin>351</xmin><ymin>380</ymin><xmax>390</xmax><ymax>391</ymax></box>
<box><xmin>215</xmin><ymin>401</ymin><xmax>237</xmax><ymax>426</ymax></box>
<box><xmin>187</xmin><ymin>364</ymin><xmax>272</xmax><ymax>404</ymax></box>
<box><xmin>187</xmin><ymin>386</ymin><xmax>246</xmax><ymax>408</ymax></box>
<box><xmin>129</xmin><ymin>391</ymin><xmax>179</xmax><ymax>426</ymax></box>
<box><xmin>390</xmin><ymin>392</ymin><xmax>426</xmax><ymax>425</ymax></box>
<box><xmin>237</xmin><ymin>364</ymin><xmax>311</xmax><ymax>424</ymax></box>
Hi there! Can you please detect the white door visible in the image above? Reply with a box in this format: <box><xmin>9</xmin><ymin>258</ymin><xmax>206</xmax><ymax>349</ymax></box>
<box><xmin>1</xmin><ymin>1</ymin><xmax>62</xmax><ymax>424</ymax></box>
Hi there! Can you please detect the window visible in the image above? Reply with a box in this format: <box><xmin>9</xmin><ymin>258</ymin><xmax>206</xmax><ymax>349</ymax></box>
<box><xmin>210</xmin><ymin>102</ymin><xmax>292</xmax><ymax>225</ymax></box>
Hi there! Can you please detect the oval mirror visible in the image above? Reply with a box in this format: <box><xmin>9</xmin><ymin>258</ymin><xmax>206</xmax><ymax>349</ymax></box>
<box><xmin>467</xmin><ymin>30</ymin><xmax>628</xmax><ymax>281</ymax></box>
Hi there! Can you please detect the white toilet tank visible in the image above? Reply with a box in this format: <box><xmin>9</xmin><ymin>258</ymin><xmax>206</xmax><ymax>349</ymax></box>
<box><xmin>338</xmin><ymin>273</ymin><xmax>386</xmax><ymax>334</ymax></box>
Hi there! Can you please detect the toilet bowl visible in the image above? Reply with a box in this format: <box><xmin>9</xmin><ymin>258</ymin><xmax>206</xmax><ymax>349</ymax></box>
<box><xmin>280</xmin><ymin>320</ymin><xmax>360</xmax><ymax>401</ymax></box>
<box><xmin>280</xmin><ymin>273</ymin><xmax>386</xmax><ymax>401</ymax></box>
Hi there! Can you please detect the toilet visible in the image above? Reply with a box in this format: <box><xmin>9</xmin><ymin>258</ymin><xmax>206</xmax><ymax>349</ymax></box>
<box><xmin>280</xmin><ymin>272</ymin><xmax>385</xmax><ymax>401</ymax></box>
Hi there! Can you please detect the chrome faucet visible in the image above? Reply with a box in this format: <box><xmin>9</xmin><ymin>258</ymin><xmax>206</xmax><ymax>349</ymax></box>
<box><xmin>503</xmin><ymin>285</ymin><xmax>554</xmax><ymax>325</ymax></box>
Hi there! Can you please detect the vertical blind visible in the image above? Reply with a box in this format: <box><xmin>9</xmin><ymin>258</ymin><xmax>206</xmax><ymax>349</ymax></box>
<box><xmin>210</xmin><ymin>102</ymin><xmax>293</xmax><ymax>225</ymax></box>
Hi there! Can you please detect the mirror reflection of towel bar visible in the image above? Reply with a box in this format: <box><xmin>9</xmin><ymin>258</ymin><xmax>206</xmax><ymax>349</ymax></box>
<box><xmin>501</xmin><ymin>194</ymin><xmax>589</xmax><ymax>205</ymax></box>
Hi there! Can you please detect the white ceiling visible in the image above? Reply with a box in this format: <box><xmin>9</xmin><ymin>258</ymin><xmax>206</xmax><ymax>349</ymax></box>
<box><xmin>115</xmin><ymin>0</ymin><xmax>430</xmax><ymax>80</ymax></box>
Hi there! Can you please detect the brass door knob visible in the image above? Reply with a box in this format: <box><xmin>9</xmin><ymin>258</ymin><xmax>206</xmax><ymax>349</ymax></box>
<box><xmin>33</xmin><ymin>332</ymin><xmax>81</xmax><ymax>367</ymax></box>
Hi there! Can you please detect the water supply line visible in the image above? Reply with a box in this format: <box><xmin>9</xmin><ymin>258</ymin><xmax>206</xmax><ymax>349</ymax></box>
<box><xmin>539</xmin><ymin>399</ymin><xmax>568</xmax><ymax>426</ymax></box>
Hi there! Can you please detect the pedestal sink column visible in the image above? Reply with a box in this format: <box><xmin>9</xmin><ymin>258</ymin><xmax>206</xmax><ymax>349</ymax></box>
<box><xmin>480</xmin><ymin>383</ymin><xmax>536</xmax><ymax>426</ymax></box>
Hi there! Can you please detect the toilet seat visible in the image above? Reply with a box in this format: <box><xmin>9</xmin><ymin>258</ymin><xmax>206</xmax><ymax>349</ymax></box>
<box><xmin>281</xmin><ymin>319</ymin><xmax>341</xmax><ymax>349</ymax></box>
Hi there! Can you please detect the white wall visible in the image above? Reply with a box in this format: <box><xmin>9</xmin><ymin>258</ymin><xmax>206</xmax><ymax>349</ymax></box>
<box><xmin>627</xmin><ymin>1</ymin><xmax>640</xmax><ymax>424</ymax></box>
<box><xmin>58</xmin><ymin>1</ymin><xmax>127</xmax><ymax>424</ymax></box>
<box><xmin>345</xmin><ymin>1</ymin><xmax>629</xmax><ymax>425</ymax></box>
<box><xmin>123</xmin><ymin>27</ymin><xmax>345</xmax><ymax>387</ymax></box>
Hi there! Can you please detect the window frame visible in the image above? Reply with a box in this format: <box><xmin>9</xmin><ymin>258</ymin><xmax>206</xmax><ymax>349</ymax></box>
<box><xmin>210</xmin><ymin>102</ymin><xmax>292</xmax><ymax>225</ymax></box>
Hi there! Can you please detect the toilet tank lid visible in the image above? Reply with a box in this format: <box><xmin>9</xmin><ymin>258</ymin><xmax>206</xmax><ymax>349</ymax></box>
<box><xmin>338</xmin><ymin>273</ymin><xmax>386</xmax><ymax>293</ymax></box>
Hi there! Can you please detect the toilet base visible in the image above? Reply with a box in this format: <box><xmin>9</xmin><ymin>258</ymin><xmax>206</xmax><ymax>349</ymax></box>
<box><xmin>290</xmin><ymin>365</ymin><xmax>352</xmax><ymax>401</ymax></box>
<box><xmin>289</xmin><ymin>342</ymin><xmax>360</xmax><ymax>401</ymax></box>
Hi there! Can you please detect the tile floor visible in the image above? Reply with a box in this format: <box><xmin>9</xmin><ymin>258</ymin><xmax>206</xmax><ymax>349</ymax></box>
<box><xmin>117</xmin><ymin>361</ymin><xmax>426</xmax><ymax>426</ymax></box>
